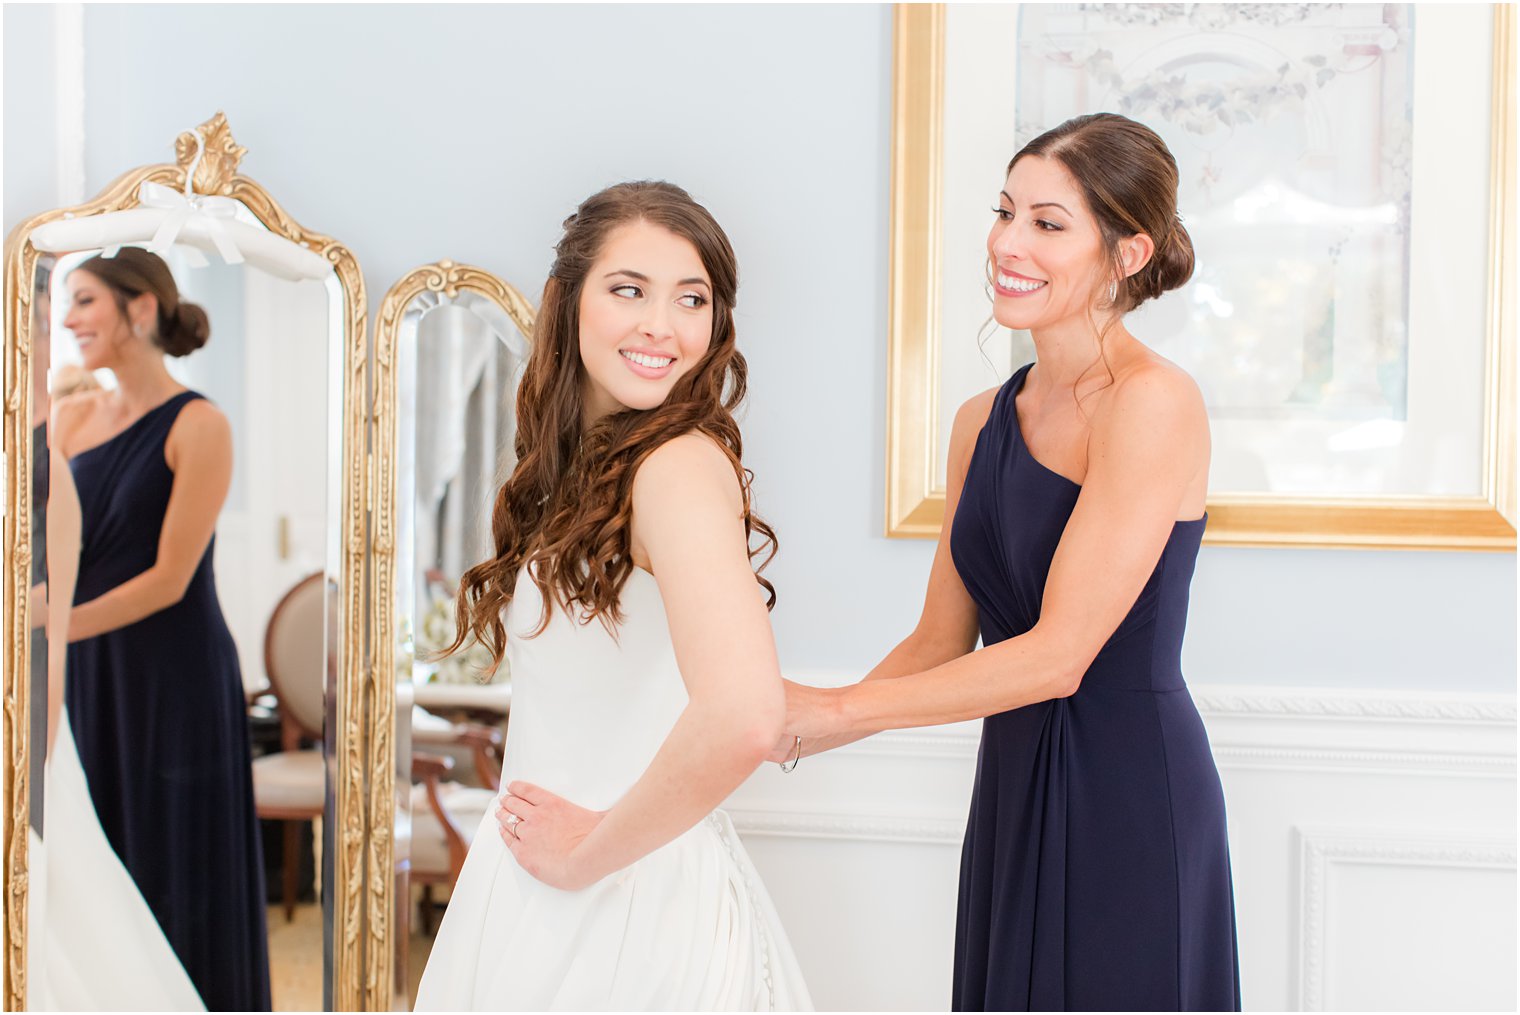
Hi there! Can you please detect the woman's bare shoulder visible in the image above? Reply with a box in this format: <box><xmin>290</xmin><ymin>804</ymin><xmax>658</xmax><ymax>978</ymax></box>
<box><xmin>955</xmin><ymin>386</ymin><xmax>1000</xmax><ymax>432</ymax></box>
<box><xmin>633</xmin><ymin>432</ymin><xmax>740</xmax><ymax>500</ymax></box>
<box><xmin>1096</xmin><ymin>349</ymin><xmax>1208</xmax><ymax>452</ymax></box>
<box><xmin>628</xmin><ymin>432</ymin><xmax>748</xmax><ymax>572</ymax></box>
<box><xmin>172</xmin><ymin>394</ymin><xmax>230</xmax><ymax>430</ymax></box>
<box><xmin>165</xmin><ymin>396</ymin><xmax>232</xmax><ymax>461</ymax></box>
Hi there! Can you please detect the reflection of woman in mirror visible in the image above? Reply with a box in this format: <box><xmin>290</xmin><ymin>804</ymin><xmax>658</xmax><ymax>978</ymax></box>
<box><xmin>779</xmin><ymin>114</ymin><xmax>1239</xmax><ymax>1011</ymax></box>
<box><xmin>54</xmin><ymin>246</ymin><xmax>271</xmax><ymax>1011</ymax></box>
<box><xmin>28</xmin><ymin>441</ymin><xmax>203</xmax><ymax>1012</ymax></box>
<box><xmin>415</xmin><ymin>182</ymin><xmax>811</xmax><ymax>1010</ymax></box>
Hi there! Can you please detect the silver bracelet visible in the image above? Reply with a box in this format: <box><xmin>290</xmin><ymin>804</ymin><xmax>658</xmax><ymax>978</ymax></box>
<box><xmin>779</xmin><ymin>735</ymin><xmax>803</xmax><ymax>773</ymax></box>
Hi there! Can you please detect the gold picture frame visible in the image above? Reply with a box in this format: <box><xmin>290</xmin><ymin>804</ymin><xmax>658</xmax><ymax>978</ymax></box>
<box><xmin>885</xmin><ymin>3</ymin><xmax>1517</xmax><ymax>551</ymax></box>
<box><xmin>0</xmin><ymin>113</ymin><xmax>371</xmax><ymax>1010</ymax></box>
<box><xmin>368</xmin><ymin>260</ymin><xmax>534</xmax><ymax>1009</ymax></box>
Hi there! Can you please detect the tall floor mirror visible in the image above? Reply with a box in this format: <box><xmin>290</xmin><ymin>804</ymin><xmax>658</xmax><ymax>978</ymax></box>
<box><xmin>370</xmin><ymin>261</ymin><xmax>535</xmax><ymax>1008</ymax></box>
<box><xmin>1</xmin><ymin>113</ymin><xmax>370</xmax><ymax>1011</ymax></box>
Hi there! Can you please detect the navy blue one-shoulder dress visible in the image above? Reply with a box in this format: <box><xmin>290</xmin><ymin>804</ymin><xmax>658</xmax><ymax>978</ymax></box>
<box><xmin>67</xmin><ymin>390</ymin><xmax>271</xmax><ymax>1012</ymax></box>
<box><xmin>949</xmin><ymin>364</ymin><xmax>1239</xmax><ymax>1011</ymax></box>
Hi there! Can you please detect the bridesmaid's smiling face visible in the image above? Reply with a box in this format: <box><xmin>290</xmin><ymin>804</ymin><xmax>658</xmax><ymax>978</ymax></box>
<box><xmin>62</xmin><ymin>269</ymin><xmax>152</xmax><ymax>372</ymax></box>
<box><xmin>576</xmin><ymin>220</ymin><xmax>715</xmax><ymax>426</ymax></box>
<box><xmin>986</xmin><ymin>155</ymin><xmax>1115</xmax><ymax>335</ymax></box>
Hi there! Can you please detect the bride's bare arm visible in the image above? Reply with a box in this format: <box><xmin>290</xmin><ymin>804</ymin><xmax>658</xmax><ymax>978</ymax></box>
<box><xmin>501</xmin><ymin>433</ymin><xmax>784</xmax><ymax>890</ymax></box>
<box><xmin>45</xmin><ymin>447</ymin><xmax>83</xmax><ymax>752</ymax></box>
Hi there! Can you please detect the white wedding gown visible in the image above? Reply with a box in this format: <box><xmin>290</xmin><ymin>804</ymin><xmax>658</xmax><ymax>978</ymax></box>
<box><xmin>414</xmin><ymin>567</ymin><xmax>813</xmax><ymax>1011</ymax></box>
<box><xmin>26</xmin><ymin>709</ymin><xmax>204</xmax><ymax>1011</ymax></box>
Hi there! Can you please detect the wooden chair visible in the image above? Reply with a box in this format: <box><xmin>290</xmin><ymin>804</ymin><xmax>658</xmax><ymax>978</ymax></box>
<box><xmin>251</xmin><ymin>572</ymin><xmax>328</xmax><ymax>922</ymax></box>
<box><xmin>410</xmin><ymin>720</ymin><xmax>504</xmax><ymax>933</ymax></box>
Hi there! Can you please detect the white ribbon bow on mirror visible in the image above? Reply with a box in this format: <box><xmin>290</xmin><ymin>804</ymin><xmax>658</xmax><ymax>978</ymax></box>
<box><xmin>124</xmin><ymin>181</ymin><xmax>244</xmax><ymax>268</ymax></box>
<box><xmin>30</xmin><ymin>129</ymin><xmax>333</xmax><ymax>283</ymax></box>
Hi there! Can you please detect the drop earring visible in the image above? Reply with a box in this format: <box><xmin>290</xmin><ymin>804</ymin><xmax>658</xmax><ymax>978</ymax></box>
<box><xmin>1108</xmin><ymin>280</ymin><xmax>1118</xmax><ymax>304</ymax></box>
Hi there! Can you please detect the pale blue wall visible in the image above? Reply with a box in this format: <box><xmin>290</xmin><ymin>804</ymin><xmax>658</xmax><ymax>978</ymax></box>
<box><xmin>6</xmin><ymin>3</ymin><xmax>1514</xmax><ymax>692</ymax></box>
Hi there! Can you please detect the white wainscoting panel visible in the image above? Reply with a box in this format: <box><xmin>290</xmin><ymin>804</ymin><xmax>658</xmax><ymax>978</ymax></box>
<box><xmin>1294</xmin><ymin>828</ymin><xmax>1516</xmax><ymax>1012</ymax></box>
<box><xmin>723</xmin><ymin>682</ymin><xmax>1516</xmax><ymax>1012</ymax></box>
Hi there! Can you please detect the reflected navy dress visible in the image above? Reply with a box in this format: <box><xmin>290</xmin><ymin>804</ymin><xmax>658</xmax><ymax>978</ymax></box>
<box><xmin>949</xmin><ymin>364</ymin><xmax>1239</xmax><ymax>1012</ymax></box>
<box><xmin>67</xmin><ymin>391</ymin><xmax>271</xmax><ymax>1012</ymax></box>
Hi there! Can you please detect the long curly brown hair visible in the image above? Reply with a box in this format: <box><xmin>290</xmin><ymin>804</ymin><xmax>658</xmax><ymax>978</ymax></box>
<box><xmin>448</xmin><ymin>181</ymin><xmax>777</xmax><ymax>671</ymax></box>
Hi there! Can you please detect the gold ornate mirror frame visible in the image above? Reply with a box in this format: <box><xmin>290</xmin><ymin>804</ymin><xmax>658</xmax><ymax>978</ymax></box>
<box><xmin>1</xmin><ymin>113</ymin><xmax>370</xmax><ymax>1010</ymax></box>
<box><xmin>886</xmin><ymin>3</ymin><xmax>1516</xmax><ymax>550</ymax></box>
<box><xmin>367</xmin><ymin>261</ymin><xmax>534</xmax><ymax>1008</ymax></box>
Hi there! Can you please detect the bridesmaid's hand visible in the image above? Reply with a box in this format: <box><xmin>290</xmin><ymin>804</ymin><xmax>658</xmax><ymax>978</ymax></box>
<box><xmin>765</xmin><ymin>731</ymin><xmax>801</xmax><ymax>765</ymax></box>
<box><xmin>781</xmin><ymin>678</ymin><xmax>847</xmax><ymax>742</ymax></box>
<box><xmin>496</xmin><ymin>781</ymin><xmax>606</xmax><ymax>891</ymax></box>
<box><xmin>764</xmin><ymin>679</ymin><xmax>852</xmax><ymax>763</ymax></box>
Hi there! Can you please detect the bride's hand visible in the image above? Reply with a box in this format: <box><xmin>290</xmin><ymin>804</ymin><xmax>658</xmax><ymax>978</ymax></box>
<box><xmin>496</xmin><ymin>781</ymin><xmax>606</xmax><ymax>891</ymax></box>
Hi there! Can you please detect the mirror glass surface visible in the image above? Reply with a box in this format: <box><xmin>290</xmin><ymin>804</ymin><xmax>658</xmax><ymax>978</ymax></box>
<box><xmin>392</xmin><ymin>286</ymin><xmax>528</xmax><ymax>1006</ymax></box>
<box><xmin>27</xmin><ymin>202</ymin><xmax>339</xmax><ymax>1012</ymax></box>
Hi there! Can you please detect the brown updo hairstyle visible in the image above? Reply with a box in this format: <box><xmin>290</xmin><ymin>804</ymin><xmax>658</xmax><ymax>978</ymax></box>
<box><xmin>72</xmin><ymin>247</ymin><xmax>210</xmax><ymax>357</ymax></box>
<box><xmin>446</xmin><ymin>181</ymin><xmax>777</xmax><ymax>671</ymax></box>
<box><xmin>1011</xmin><ymin>112</ymin><xmax>1195</xmax><ymax>314</ymax></box>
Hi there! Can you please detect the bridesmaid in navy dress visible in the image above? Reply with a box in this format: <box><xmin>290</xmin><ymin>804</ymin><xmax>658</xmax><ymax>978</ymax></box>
<box><xmin>781</xmin><ymin>114</ymin><xmax>1239</xmax><ymax>1010</ymax></box>
<box><xmin>56</xmin><ymin>248</ymin><xmax>271</xmax><ymax>1011</ymax></box>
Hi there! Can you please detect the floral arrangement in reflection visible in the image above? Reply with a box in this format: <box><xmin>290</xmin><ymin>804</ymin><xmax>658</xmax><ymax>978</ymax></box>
<box><xmin>415</xmin><ymin>585</ymin><xmax>506</xmax><ymax>685</ymax></box>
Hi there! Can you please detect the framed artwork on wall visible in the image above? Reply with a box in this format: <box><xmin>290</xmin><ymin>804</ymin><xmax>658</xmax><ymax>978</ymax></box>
<box><xmin>887</xmin><ymin>3</ymin><xmax>1515</xmax><ymax>550</ymax></box>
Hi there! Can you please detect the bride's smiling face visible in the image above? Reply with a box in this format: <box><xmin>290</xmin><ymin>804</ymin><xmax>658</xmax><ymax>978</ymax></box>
<box><xmin>577</xmin><ymin>220</ymin><xmax>714</xmax><ymax>425</ymax></box>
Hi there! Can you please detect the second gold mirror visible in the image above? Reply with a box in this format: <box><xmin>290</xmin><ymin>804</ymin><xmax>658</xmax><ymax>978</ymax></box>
<box><xmin>370</xmin><ymin>261</ymin><xmax>535</xmax><ymax>1009</ymax></box>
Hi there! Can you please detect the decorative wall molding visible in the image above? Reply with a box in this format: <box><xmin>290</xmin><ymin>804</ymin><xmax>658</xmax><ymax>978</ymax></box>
<box><xmin>1212</xmin><ymin>744</ymin><xmax>1515</xmax><ymax>778</ymax></box>
<box><xmin>806</xmin><ymin>685</ymin><xmax>1517</xmax><ymax>780</ymax></box>
<box><xmin>786</xmin><ymin>676</ymin><xmax>1518</xmax><ymax>732</ymax></box>
<box><xmin>1293</xmin><ymin>826</ymin><xmax>1518</xmax><ymax>1011</ymax></box>
<box><xmin>728</xmin><ymin>807</ymin><xmax>964</xmax><ymax>846</ymax></box>
<box><xmin>1193</xmin><ymin>688</ymin><xmax>1517</xmax><ymax>724</ymax></box>
<box><xmin>729</xmin><ymin>684</ymin><xmax>1516</xmax><ymax>852</ymax></box>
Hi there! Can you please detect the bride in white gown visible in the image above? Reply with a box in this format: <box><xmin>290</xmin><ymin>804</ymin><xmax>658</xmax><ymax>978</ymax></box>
<box><xmin>28</xmin><ymin>444</ymin><xmax>203</xmax><ymax>1012</ymax></box>
<box><xmin>29</xmin><ymin>712</ymin><xmax>205</xmax><ymax>1011</ymax></box>
<box><xmin>413</xmin><ymin>182</ymin><xmax>812</xmax><ymax>1012</ymax></box>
